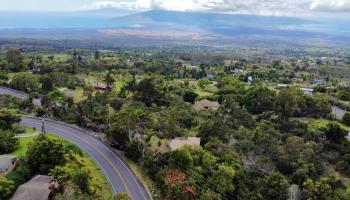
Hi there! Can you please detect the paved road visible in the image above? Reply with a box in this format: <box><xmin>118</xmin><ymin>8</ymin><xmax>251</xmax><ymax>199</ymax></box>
<box><xmin>331</xmin><ymin>106</ymin><xmax>350</xmax><ymax>140</ymax></box>
<box><xmin>0</xmin><ymin>86</ymin><xmax>41</xmax><ymax>106</ymax></box>
<box><xmin>332</xmin><ymin>106</ymin><xmax>347</xmax><ymax>119</ymax></box>
<box><xmin>0</xmin><ymin>87</ymin><xmax>149</xmax><ymax>200</ymax></box>
<box><xmin>0</xmin><ymin>86</ymin><xmax>28</xmax><ymax>99</ymax></box>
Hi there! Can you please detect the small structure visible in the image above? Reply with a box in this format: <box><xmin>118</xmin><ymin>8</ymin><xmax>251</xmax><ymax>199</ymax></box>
<box><xmin>92</xmin><ymin>82</ymin><xmax>108</xmax><ymax>90</ymax></box>
<box><xmin>247</xmin><ymin>76</ymin><xmax>253</xmax><ymax>83</ymax></box>
<box><xmin>276</xmin><ymin>84</ymin><xmax>289</xmax><ymax>88</ymax></box>
<box><xmin>300</xmin><ymin>87</ymin><xmax>314</xmax><ymax>95</ymax></box>
<box><xmin>11</xmin><ymin>175</ymin><xmax>58</xmax><ymax>200</ymax></box>
<box><xmin>193</xmin><ymin>99</ymin><xmax>220</xmax><ymax>111</ymax></box>
<box><xmin>168</xmin><ymin>137</ymin><xmax>201</xmax><ymax>151</ymax></box>
<box><xmin>311</xmin><ymin>79</ymin><xmax>326</xmax><ymax>85</ymax></box>
<box><xmin>0</xmin><ymin>155</ymin><xmax>18</xmax><ymax>175</ymax></box>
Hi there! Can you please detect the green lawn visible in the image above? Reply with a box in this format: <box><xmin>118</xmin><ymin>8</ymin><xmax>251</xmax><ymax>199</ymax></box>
<box><xmin>306</xmin><ymin>118</ymin><xmax>350</xmax><ymax>132</ymax></box>
<box><xmin>21</xmin><ymin>126</ymin><xmax>37</xmax><ymax>134</ymax></box>
<box><xmin>61</xmin><ymin>87</ymin><xmax>86</xmax><ymax>102</ymax></box>
<box><xmin>11</xmin><ymin>133</ymin><xmax>76</xmax><ymax>157</ymax></box>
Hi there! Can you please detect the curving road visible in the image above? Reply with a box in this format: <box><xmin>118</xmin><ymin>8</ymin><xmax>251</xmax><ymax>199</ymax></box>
<box><xmin>0</xmin><ymin>86</ymin><xmax>28</xmax><ymax>99</ymax></box>
<box><xmin>0</xmin><ymin>86</ymin><xmax>41</xmax><ymax>106</ymax></box>
<box><xmin>0</xmin><ymin>87</ymin><xmax>149</xmax><ymax>200</ymax></box>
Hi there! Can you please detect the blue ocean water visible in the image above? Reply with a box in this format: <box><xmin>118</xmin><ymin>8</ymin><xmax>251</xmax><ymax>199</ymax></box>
<box><xmin>0</xmin><ymin>11</ymin><xmax>133</xmax><ymax>29</ymax></box>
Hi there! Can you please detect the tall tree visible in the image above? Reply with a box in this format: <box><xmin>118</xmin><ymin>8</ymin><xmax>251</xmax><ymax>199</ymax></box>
<box><xmin>10</xmin><ymin>72</ymin><xmax>40</xmax><ymax>92</ymax></box>
<box><xmin>26</xmin><ymin>135</ymin><xmax>67</xmax><ymax>174</ymax></box>
<box><xmin>0</xmin><ymin>129</ymin><xmax>18</xmax><ymax>154</ymax></box>
<box><xmin>0</xmin><ymin>109</ymin><xmax>20</xmax><ymax>130</ymax></box>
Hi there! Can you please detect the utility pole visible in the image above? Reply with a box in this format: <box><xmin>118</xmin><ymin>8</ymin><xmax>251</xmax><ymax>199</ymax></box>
<box><xmin>41</xmin><ymin>117</ymin><xmax>46</xmax><ymax>135</ymax></box>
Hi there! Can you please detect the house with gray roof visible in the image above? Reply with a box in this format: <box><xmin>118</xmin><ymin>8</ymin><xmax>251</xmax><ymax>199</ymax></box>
<box><xmin>11</xmin><ymin>175</ymin><xmax>58</xmax><ymax>200</ymax></box>
<box><xmin>0</xmin><ymin>155</ymin><xmax>18</xmax><ymax>175</ymax></box>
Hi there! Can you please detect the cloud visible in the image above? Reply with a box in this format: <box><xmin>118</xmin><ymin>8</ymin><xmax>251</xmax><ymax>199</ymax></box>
<box><xmin>81</xmin><ymin>0</ymin><xmax>350</xmax><ymax>15</ymax></box>
<box><xmin>310</xmin><ymin>0</ymin><xmax>350</xmax><ymax>12</ymax></box>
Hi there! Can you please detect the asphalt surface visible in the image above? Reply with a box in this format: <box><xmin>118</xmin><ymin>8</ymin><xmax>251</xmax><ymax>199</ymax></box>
<box><xmin>0</xmin><ymin>87</ymin><xmax>149</xmax><ymax>200</ymax></box>
<box><xmin>332</xmin><ymin>106</ymin><xmax>347</xmax><ymax>119</ymax></box>
<box><xmin>0</xmin><ymin>86</ymin><xmax>41</xmax><ymax>106</ymax></box>
<box><xmin>0</xmin><ymin>86</ymin><xmax>28</xmax><ymax>99</ymax></box>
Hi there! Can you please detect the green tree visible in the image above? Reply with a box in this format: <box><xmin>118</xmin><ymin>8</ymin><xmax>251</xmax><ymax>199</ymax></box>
<box><xmin>71</xmin><ymin>170</ymin><xmax>90</xmax><ymax>193</ymax></box>
<box><xmin>0</xmin><ymin>109</ymin><xmax>20</xmax><ymax>130</ymax></box>
<box><xmin>302</xmin><ymin>178</ymin><xmax>334</xmax><ymax>200</ymax></box>
<box><xmin>199</xmin><ymin>118</ymin><xmax>232</xmax><ymax>144</ymax></box>
<box><xmin>323</xmin><ymin>123</ymin><xmax>347</xmax><ymax>143</ymax></box>
<box><xmin>134</xmin><ymin>78</ymin><xmax>167</xmax><ymax>106</ymax></box>
<box><xmin>274</xmin><ymin>87</ymin><xmax>300</xmax><ymax>120</ymax></box>
<box><xmin>209</xmin><ymin>164</ymin><xmax>242</xmax><ymax>194</ymax></box>
<box><xmin>199</xmin><ymin>190</ymin><xmax>221</xmax><ymax>200</ymax></box>
<box><xmin>219</xmin><ymin>95</ymin><xmax>255</xmax><ymax>128</ymax></box>
<box><xmin>40</xmin><ymin>75</ymin><xmax>54</xmax><ymax>93</ymax></box>
<box><xmin>256</xmin><ymin>172</ymin><xmax>289</xmax><ymax>200</ymax></box>
<box><xmin>243</xmin><ymin>85</ymin><xmax>276</xmax><ymax>114</ymax></box>
<box><xmin>169</xmin><ymin>147</ymin><xmax>194</xmax><ymax>170</ymax></box>
<box><xmin>125</xmin><ymin>140</ymin><xmax>144</xmax><ymax>162</ymax></box>
<box><xmin>198</xmin><ymin>79</ymin><xmax>211</xmax><ymax>89</ymax></box>
<box><xmin>0</xmin><ymin>175</ymin><xmax>15</xmax><ymax>200</ymax></box>
<box><xmin>26</xmin><ymin>135</ymin><xmax>67</xmax><ymax>174</ymax></box>
<box><xmin>5</xmin><ymin>49</ymin><xmax>24</xmax><ymax>71</ymax></box>
<box><xmin>94</xmin><ymin>50</ymin><xmax>100</xmax><ymax>60</ymax></box>
<box><xmin>343</xmin><ymin>112</ymin><xmax>350</xmax><ymax>126</ymax></box>
<box><xmin>105</xmin><ymin>70</ymin><xmax>115</xmax><ymax>89</ymax></box>
<box><xmin>108</xmin><ymin>108</ymin><xmax>153</xmax><ymax>147</ymax></box>
<box><xmin>182</xmin><ymin>89</ymin><xmax>198</xmax><ymax>104</ymax></box>
<box><xmin>0</xmin><ymin>129</ymin><xmax>18</xmax><ymax>154</ymax></box>
<box><xmin>10</xmin><ymin>72</ymin><xmax>40</xmax><ymax>92</ymax></box>
<box><xmin>5</xmin><ymin>49</ymin><xmax>23</xmax><ymax>63</ymax></box>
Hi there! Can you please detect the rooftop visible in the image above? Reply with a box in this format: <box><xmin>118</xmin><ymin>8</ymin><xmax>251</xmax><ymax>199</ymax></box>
<box><xmin>0</xmin><ymin>155</ymin><xmax>17</xmax><ymax>175</ymax></box>
<box><xmin>193</xmin><ymin>99</ymin><xmax>220</xmax><ymax>111</ymax></box>
<box><xmin>168</xmin><ymin>137</ymin><xmax>201</xmax><ymax>151</ymax></box>
<box><xmin>11</xmin><ymin>175</ymin><xmax>55</xmax><ymax>200</ymax></box>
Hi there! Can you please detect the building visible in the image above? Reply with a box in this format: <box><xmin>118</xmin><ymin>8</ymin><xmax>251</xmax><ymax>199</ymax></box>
<box><xmin>92</xmin><ymin>82</ymin><xmax>108</xmax><ymax>90</ymax></box>
<box><xmin>0</xmin><ymin>155</ymin><xmax>18</xmax><ymax>175</ymax></box>
<box><xmin>11</xmin><ymin>175</ymin><xmax>58</xmax><ymax>200</ymax></box>
<box><xmin>168</xmin><ymin>137</ymin><xmax>201</xmax><ymax>151</ymax></box>
<box><xmin>193</xmin><ymin>99</ymin><xmax>220</xmax><ymax>111</ymax></box>
<box><xmin>300</xmin><ymin>87</ymin><xmax>314</xmax><ymax>95</ymax></box>
<box><xmin>311</xmin><ymin>79</ymin><xmax>326</xmax><ymax>85</ymax></box>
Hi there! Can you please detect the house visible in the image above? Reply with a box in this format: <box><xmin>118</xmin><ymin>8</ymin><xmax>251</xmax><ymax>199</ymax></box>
<box><xmin>0</xmin><ymin>155</ymin><xmax>18</xmax><ymax>175</ymax></box>
<box><xmin>311</xmin><ymin>79</ymin><xmax>326</xmax><ymax>85</ymax></box>
<box><xmin>193</xmin><ymin>99</ymin><xmax>220</xmax><ymax>111</ymax></box>
<box><xmin>168</xmin><ymin>137</ymin><xmax>201</xmax><ymax>151</ymax></box>
<box><xmin>92</xmin><ymin>82</ymin><xmax>108</xmax><ymax>90</ymax></box>
<box><xmin>276</xmin><ymin>84</ymin><xmax>289</xmax><ymax>88</ymax></box>
<box><xmin>11</xmin><ymin>175</ymin><xmax>58</xmax><ymax>200</ymax></box>
<box><xmin>247</xmin><ymin>76</ymin><xmax>253</xmax><ymax>83</ymax></box>
<box><xmin>300</xmin><ymin>87</ymin><xmax>314</xmax><ymax>95</ymax></box>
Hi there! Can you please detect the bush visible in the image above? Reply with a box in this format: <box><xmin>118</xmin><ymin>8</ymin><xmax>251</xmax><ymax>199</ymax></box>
<box><xmin>72</xmin><ymin>170</ymin><xmax>90</xmax><ymax>193</ymax></box>
<box><xmin>26</xmin><ymin>135</ymin><xmax>67</xmax><ymax>174</ymax></box>
<box><xmin>125</xmin><ymin>140</ymin><xmax>144</xmax><ymax>162</ymax></box>
<box><xmin>0</xmin><ymin>176</ymin><xmax>15</xmax><ymax>200</ymax></box>
<box><xmin>0</xmin><ymin>129</ymin><xmax>18</xmax><ymax>154</ymax></box>
<box><xmin>343</xmin><ymin>112</ymin><xmax>350</xmax><ymax>126</ymax></box>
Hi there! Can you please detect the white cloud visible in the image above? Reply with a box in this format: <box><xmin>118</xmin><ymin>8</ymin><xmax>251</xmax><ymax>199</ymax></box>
<box><xmin>81</xmin><ymin>0</ymin><xmax>350</xmax><ymax>16</ymax></box>
<box><xmin>310</xmin><ymin>0</ymin><xmax>350</xmax><ymax>12</ymax></box>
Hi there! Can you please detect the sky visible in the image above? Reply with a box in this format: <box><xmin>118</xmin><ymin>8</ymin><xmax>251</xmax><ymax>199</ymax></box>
<box><xmin>0</xmin><ymin>0</ymin><xmax>350</xmax><ymax>17</ymax></box>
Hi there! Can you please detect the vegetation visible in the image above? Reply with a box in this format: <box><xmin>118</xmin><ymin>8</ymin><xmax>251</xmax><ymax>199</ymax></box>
<box><xmin>1</xmin><ymin>48</ymin><xmax>350</xmax><ymax>200</ymax></box>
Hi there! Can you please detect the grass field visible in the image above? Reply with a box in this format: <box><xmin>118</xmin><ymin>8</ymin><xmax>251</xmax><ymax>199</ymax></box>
<box><xmin>307</xmin><ymin>118</ymin><xmax>350</xmax><ymax>132</ymax></box>
<box><xmin>61</xmin><ymin>87</ymin><xmax>86</xmax><ymax>102</ymax></box>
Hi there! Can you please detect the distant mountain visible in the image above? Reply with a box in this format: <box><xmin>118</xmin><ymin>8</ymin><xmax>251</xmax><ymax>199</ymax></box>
<box><xmin>113</xmin><ymin>10</ymin><xmax>315</xmax><ymax>30</ymax></box>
